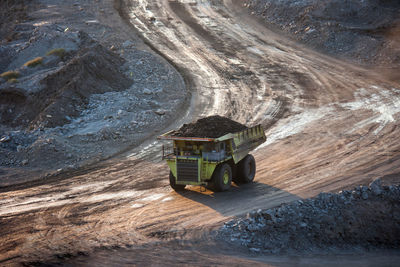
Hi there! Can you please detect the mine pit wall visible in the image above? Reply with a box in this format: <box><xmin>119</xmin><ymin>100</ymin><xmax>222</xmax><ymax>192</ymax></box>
<box><xmin>0</xmin><ymin>0</ymin><xmax>189</xmax><ymax>186</ymax></box>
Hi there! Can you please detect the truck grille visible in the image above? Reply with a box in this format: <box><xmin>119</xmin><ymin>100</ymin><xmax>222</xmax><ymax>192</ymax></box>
<box><xmin>177</xmin><ymin>159</ymin><xmax>198</xmax><ymax>182</ymax></box>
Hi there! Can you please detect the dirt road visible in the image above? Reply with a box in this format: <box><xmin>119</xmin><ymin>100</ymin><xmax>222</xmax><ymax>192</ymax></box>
<box><xmin>1</xmin><ymin>0</ymin><xmax>400</xmax><ymax>265</ymax></box>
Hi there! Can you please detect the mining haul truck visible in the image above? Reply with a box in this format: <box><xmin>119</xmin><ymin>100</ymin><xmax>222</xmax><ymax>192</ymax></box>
<box><xmin>157</xmin><ymin>125</ymin><xmax>266</xmax><ymax>191</ymax></box>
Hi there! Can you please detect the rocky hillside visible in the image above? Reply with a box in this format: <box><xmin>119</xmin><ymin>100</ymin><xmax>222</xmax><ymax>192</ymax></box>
<box><xmin>243</xmin><ymin>0</ymin><xmax>400</xmax><ymax>66</ymax></box>
<box><xmin>0</xmin><ymin>0</ymin><xmax>187</xmax><ymax>186</ymax></box>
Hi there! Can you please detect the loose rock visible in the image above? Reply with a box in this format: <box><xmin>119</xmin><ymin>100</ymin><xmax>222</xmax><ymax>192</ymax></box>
<box><xmin>154</xmin><ymin>109</ymin><xmax>166</xmax><ymax>116</ymax></box>
<box><xmin>218</xmin><ymin>181</ymin><xmax>400</xmax><ymax>254</ymax></box>
<box><xmin>143</xmin><ymin>88</ymin><xmax>152</xmax><ymax>95</ymax></box>
<box><xmin>0</xmin><ymin>136</ymin><xmax>10</xmax><ymax>143</ymax></box>
<box><xmin>171</xmin><ymin>115</ymin><xmax>248</xmax><ymax>138</ymax></box>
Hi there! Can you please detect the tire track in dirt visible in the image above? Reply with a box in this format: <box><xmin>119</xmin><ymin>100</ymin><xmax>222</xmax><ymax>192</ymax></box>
<box><xmin>1</xmin><ymin>0</ymin><xmax>400</xmax><ymax>265</ymax></box>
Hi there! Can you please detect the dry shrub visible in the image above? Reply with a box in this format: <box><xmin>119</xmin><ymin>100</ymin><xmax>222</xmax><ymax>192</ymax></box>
<box><xmin>0</xmin><ymin>70</ymin><xmax>20</xmax><ymax>80</ymax></box>
<box><xmin>46</xmin><ymin>48</ymin><xmax>66</xmax><ymax>59</ymax></box>
<box><xmin>24</xmin><ymin>57</ymin><xmax>43</xmax><ymax>67</ymax></box>
<box><xmin>8</xmin><ymin>78</ymin><xmax>18</xmax><ymax>83</ymax></box>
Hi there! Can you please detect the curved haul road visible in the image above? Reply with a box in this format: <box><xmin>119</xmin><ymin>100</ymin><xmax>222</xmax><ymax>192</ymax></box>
<box><xmin>1</xmin><ymin>0</ymin><xmax>400</xmax><ymax>265</ymax></box>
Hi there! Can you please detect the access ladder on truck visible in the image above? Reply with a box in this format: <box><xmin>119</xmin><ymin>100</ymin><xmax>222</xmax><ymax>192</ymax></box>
<box><xmin>157</xmin><ymin>124</ymin><xmax>266</xmax><ymax>191</ymax></box>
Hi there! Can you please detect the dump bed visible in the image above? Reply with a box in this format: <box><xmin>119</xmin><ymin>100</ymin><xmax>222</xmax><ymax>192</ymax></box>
<box><xmin>216</xmin><ymin>124</ymin><xmax>266</xmax><ymax>163</ymax></box>
<box><xmin>158</xmin><ymin>124</ymin><xmax>266</xmax><ymax>163</ymax></box>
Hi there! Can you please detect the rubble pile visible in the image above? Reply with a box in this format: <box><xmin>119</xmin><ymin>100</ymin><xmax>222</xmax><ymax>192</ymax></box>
<box><xmin>219</xmin><ymin>178</ymin><xmax>400</xmax><ymax>254</ymax></box>
<box><xmin>172</xmin><ymin>115</ymin><xmax>248</xmax><ymax>138</ymax></box>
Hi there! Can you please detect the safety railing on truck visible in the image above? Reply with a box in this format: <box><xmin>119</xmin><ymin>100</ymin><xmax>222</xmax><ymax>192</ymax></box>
<box><xmin>161</xmin><ymin>144</ymin><xmax>175</xmax><ymax>160</ymax></box>
<box><xmin>162</xmin><ymin>145</ymin><xmax>204</xmax><ymax>160</ymax></box>
<box><xmin>162</xmin><ymin>146</ymin><xmax>231</xmax><ymax>162</ymax></box>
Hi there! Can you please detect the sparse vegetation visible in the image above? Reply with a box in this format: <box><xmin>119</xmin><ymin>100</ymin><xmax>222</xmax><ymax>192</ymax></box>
<box><xmin>8</xmin><ymin>78</ymin><xmax>18</xmax><ymax>83</ymax></box>
<box><xmin>0</xmin><ymin>70</ymin><xmax>20</xmax><ymax>80</ymax></box>
<box><xmin>24</xmin><ymin>57</ymin><xmax>43</xmax><ymax>67</ymax></box>
<box><xmin>46</xmin><ymin>48</ymin><xmax>66</xmax><ymax>59</ymax></box>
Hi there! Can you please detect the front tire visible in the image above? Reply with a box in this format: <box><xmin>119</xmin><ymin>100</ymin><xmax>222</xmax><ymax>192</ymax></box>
<box><xmin>169</xmin><ymin>171</ymin><xmax>185</xmax><ymax>191</ymax></box>
<box><xmin>237</xmin><ymin>154</ymin><xmax>256</xmax><ymax>183</ymax></box>
<box><xmin>211</xmin><ymin>163</ymin><xmax>232</xmax><ymax>192</ymax></box>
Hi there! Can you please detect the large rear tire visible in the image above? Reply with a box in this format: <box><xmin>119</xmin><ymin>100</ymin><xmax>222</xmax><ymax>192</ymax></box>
<box><xmin>229</xmin><ymin>159</ymin><xmax>240</xmax><ymax>184</ymax></box>
<box><xmin>237</xmin><ymin>154</ymin><xmax>256</xmax><ymax>183</ymax></box>
<box><xmin>211</xmin><ymin>163</ymin><xmax>232</xmax><ymax>192</ymax></box>
<box><xmin>169</xmin><ymin>171</ymin><xmax>186</xmax><ymax>191</ymax></box>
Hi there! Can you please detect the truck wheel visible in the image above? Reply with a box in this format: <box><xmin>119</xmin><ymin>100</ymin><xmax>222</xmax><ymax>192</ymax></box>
<box><xmin>169</xmin><ymin>171</ymin><xmax>185</xmax><ymax>191</ymax></box>
<box><xmin>238</xmin><ymin>154</ymin><xmax>256</xmax><ymax>183</ymax></box>
<box><xmin>228</xmin><ymin>160</ymin><xmax>239</xmax><ymax>184</ymax></box>
<box><xmin>211</xmin><ymin>163</ymin><xmax>232</xmax><ymax>192</ymax></box>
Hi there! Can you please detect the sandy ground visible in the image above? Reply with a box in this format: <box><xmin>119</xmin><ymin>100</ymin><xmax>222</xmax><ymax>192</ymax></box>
<box><xmin>0</xmin><ymin>0</ymin><xmax>400</xmax><ymax>266</ymax></box>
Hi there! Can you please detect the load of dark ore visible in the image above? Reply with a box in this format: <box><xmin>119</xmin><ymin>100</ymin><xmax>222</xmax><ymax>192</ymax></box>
<box><xmin>172</xmin><ymin>115</ymin><xmax>248</xmax><ymax>138</ymax></box>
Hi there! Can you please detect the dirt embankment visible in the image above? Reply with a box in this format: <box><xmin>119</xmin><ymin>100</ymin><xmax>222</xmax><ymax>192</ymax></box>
<box><xmin>242</xmin><ymin>0</ymin><xmax>400</xmax><ymax>67</ymax></box>
<box><xmin>1</xmin><ymin>32</ymin><xmax>132</xmax><ymax>129</ymax></box>
<box><xmin>0</xmin><ymin>0</ymin><xmax>188</xmax><ymax>186</ymax></box>
<box><xmin>219</xmin><ymin>178</ymin><xmax>400</xmax><ymax>254</ymax></box>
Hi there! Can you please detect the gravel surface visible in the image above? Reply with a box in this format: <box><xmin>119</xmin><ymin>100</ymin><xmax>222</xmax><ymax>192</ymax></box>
<box><xmin>219</xmin><ymin>178</ymin><xmax>400</xmax><ymax>254</ymax></box>
<box><xmin>171</xmin><ymin>115</ymin><xmax>248</xmax><ymax>138</ymax></box>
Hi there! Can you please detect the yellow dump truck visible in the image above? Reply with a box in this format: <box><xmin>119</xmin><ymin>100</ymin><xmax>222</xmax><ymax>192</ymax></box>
<box><xmin>157</xmin><ymin>124</ymin><xmax>266</xmax><ymax>191</ymax></box>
